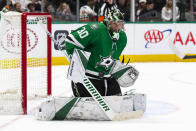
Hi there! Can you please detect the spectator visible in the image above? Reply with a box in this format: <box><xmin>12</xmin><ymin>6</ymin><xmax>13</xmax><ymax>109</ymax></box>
<box><xmin>161</xmin><ymin>0</ymin><xmax>180</xmax><ymax>21</ymax></box>
<box><xmin>45</xmin><ymin>4</ymin><xmax>55</xmax><ymax>13</ymax></box>
<box><xmin>11</xmin><ymin>0</ymin><xmax>31</xmax><ymax>11</ymax></box>
<box><xmin>98</xmin><ymin>0</ymin><xmax>118</xmax><ymax>22</ymax></box>
<box><xmin>44</xmin><ymin>0</ymin><xmax>60</xmax><ymax>9</ymax></box>
<box><xmin>13</xmin><ymin>2</ymin><xmax>22</xmax><ymax>12</ymax></box>
<box><xmin>31</xmin><ymin>0</ymin><xmax>41</xmax><ymax>12</ymax></box>
<box><xmin>139</xmin><ymin>0</ymin><xmax>154</xmax><ymax>15</ymax></box>
<box><xmin>139</xmin><ymin>0</ymin><xmax>158</xmax><ymax>21</ymax></box>
<box><xmin>56</xmin><ymin>2</ymin><xmax>76</xmax><ymax>21</ymax></box>
<box><xmin>136</xmin><ymin>0</ymin><xmax>146</xmax><ymax>20</ymax></box>
<box><xmin>46</xmin><ymin>0</ymin><xmax>77</xmax><ymax>15</ymax></box>
<box><xmin>80</xmin><ymin>0</ymin><xmax>97</xmax><ymax>22</ymax></box>
<box><xmin>27</xmin><ymin>3</ymin><xmax>36</xmax><ymax>12</ymax></box>
<box><xmin>117</xmin><ymin>0</ymin><xmax>130</xmax><ymax>21</ymax></box>
<box><xmin>45</xmin><ymin>4</ymin><xmax>56</xmax><ymax>19</ymax></box>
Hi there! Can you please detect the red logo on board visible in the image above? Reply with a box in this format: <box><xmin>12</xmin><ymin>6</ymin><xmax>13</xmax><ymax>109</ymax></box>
<box><xmin>144</xmin><ymin>29</ymin><xmax>164</xmax><ymax>44</ymax></box>
<box><xmin>0</xmin><ymin>28</ymin><xmax>38</xmax><ymax>54</ymax></box>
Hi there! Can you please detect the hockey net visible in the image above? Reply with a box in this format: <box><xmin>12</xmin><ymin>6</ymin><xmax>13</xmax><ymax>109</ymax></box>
<box><xmin>0</xmin><ymin>12</ymin><xmax>51</xmax><ymax>114</ymax></box>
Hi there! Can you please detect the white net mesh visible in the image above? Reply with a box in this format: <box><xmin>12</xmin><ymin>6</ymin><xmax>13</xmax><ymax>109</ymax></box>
<box><xmin>26</xmin><ymin>15</ymin><xmax>48</xmax><ymax>99</ymax></box>
<box><xmin>0</xmin><ymin>12</ymin><xmax>51</xmax><ymax>114</ymax></box>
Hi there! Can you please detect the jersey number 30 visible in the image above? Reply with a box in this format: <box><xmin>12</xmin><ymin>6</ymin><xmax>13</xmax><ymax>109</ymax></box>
<box><xmin>77</xmin><ymin>27</ymin><xmax>89</xmax><ymax>39</ymax></box>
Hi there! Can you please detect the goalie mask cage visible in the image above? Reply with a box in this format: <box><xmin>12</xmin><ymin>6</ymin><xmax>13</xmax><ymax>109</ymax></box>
<box><xmin>0</xmin><ymin>12</ymin><xmax>52</xmax><ymax>114</ymax></box>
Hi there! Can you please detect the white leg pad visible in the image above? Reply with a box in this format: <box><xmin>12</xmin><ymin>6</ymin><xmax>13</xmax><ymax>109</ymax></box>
<box><xmin>35</xmin><ymin>94</ymin><xmax>146</xmax><ymax>121</ymax></box>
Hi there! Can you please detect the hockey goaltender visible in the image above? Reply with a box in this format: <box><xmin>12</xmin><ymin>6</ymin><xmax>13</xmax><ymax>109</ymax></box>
<box><xmin>35</xmin><ymin>9</ymin><xmax>146</xmax><ymax>121</ymax></box>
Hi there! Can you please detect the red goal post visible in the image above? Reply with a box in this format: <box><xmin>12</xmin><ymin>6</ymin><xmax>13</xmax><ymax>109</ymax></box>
<box><xmin>21</xmin><ymin>13</ymin><xmax>52</xmax><ymax>114</ymax></box>
<box><xmin>0</xmin><ymin>12</ymin><xmax>52</xmax><ymax>114</ymax></box>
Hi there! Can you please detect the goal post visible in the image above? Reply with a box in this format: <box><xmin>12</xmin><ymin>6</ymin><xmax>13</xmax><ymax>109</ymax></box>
<box><xmin>0</xmin><ymin>12</ymin><xmax>52</xmax><ymax>114</ymax></box>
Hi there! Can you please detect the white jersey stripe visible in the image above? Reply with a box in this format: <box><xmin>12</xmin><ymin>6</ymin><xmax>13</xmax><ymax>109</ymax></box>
<box><xmin>69</xmin><ymin>34</ymin><xmax>85</xmax><ymax>49</ymax></box>
<box><xmin>65</xmin><ymin>38</ymin><xmax>80</xmax><ymax>47</ymax></box>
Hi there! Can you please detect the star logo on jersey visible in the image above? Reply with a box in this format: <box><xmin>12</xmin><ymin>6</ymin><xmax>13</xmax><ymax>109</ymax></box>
<box><xmin>90</xmin><ymin>24</ymin><xmax>98</xmax><ymax>30</ymax></box>
<box><xmin>97</xmin><ymin>55</ymin><xmax>114</xmax><ymax>70</ymax></box>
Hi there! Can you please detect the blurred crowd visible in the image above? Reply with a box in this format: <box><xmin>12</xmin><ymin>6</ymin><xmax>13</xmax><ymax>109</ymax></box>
<box><xmin>0</xmin><ymin>0</ymin><xmax>195</xmax><ymax>22</ymax></box>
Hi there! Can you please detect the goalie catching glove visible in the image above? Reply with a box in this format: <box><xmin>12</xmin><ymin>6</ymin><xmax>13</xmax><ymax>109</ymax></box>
<box><xmin>110</xmin><ymin>60</ymin><xmax>139</xmax><ymax>87</ymax></box>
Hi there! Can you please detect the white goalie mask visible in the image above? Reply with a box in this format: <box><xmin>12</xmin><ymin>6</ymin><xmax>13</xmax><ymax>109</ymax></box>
<box><xmin>104</xmin><ymin>9</ymin><xmax>125</xmax><ymax>42</ymax></box>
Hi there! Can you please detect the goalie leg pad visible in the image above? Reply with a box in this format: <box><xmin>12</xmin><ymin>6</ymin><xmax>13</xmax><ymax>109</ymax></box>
<box><xmin>35</xmin><ymin>94</ymin><xmax>146</xmax><ymax>121</ymax></box>
<box><xmin>133</xmin><ymin>93</ymin><xmax>146</xmax><ymax>112</ymax></box>
<box><xmin>35</xmin><ymin>97</ymin><xmax>56</xmax><ymax>121</ymax></box>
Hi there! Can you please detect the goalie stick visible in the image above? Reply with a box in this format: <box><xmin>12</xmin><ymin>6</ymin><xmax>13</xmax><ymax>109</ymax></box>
<box><xmin>37</xmin><ymin>20</ymin><xmax>143</xmax><ymax>121</ymax></box>
<box><xmin>168</xmin><ymin>39</ymin><xmax>196</xmax><ymax>60</ymax></box>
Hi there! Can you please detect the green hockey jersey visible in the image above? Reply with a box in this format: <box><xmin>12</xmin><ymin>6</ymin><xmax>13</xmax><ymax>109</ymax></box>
<box><xmin>65</xmin><ymin>23</ymin><xmax>127</xmax><ymax>75</ymax></box>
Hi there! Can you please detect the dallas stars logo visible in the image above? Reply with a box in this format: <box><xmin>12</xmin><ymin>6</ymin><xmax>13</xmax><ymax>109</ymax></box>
<box><xmin>97</xmin><ymin>55</ymin><xmax>114</xmax><ymax>70</ymax></box>
<box><xmin>90</xmin><ymin>23</ymin><xmax>98</xmax><ymax>30</ymax></box>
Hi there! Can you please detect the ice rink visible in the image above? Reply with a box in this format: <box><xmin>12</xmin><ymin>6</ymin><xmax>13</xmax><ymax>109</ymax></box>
<box><xmin>0</xmin><ymin>62</ymin><xmax>196</xmax><ymax>131</ymax></box>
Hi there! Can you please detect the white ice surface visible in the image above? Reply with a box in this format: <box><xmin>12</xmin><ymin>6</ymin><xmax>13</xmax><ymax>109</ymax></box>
<box><xmin>0</xmin><ymin>62</ymin><xmax>196</xmax><ymax>131</ymax></box>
